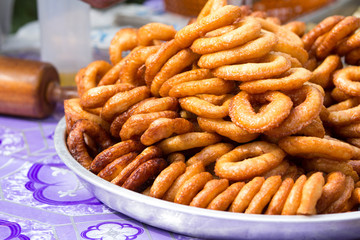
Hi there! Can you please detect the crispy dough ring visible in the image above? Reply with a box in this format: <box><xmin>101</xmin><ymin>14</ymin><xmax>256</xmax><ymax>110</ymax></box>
<box><xmin>316</xmin><ymin>16</ymin><xmax>360</xmax><ymax>59</ymax></box>
<box><xmin>297</xmin><ymin>172</ymin><xmax>325</xmax><ymax>215</ymax></box>
<box><xmin>122</xmin><ymin>158</ymin><xmax>167</xmax><ymax>192</ymax></box>
<box><xmin>295</xmin><ymin>116</ymin><xmax>325</xmax><ymax>138</ymax></box>
<box><xmin>245</xmin><ymin>175</ymin><xmax>282</xmax><ymax>214</ymax></box>
<box><xmin>101</xmin><ymin>86</ymin><xmax>150</xmax><ymax>122</ymax></box>
<box><xmin>168</xmin><ymin>78</ymin><xmax>235</xmax><ymax>98</ymax></box>
<box><xmin>336</xmin><ymin>31</ymin><xmax>360</xmax><ymax>55</ymax></box>
<box><xmin>159</xmin><ymin>69</ymin><xmax>212</xmax><ymax>97</ymax></box>
<box><xmin>190</xmin><ymin>179</ymin><xmax>229</xmax><ymax>208</ymax></box>
<box><xmin>279</xmin><ymin>136</ymin><xmax>354</xmax><ymax>161</ymax></box>
<box><xmin>179</xmin><ymin>94</ymin><xmax>233</xmax><ymax>119</ymax></box>
<box><xmin>174</xmin><ymin>172</ymin><xmax>213</xmax><ymax>205</ymax></box>
<box><xmin>118</xmin><ymin>46</ymin><xmax>160</xmax><ymax>86</ymax></box>
<box><xmin>80</xmin><ymin>83</ymin><xmax>135</xmax><ymax>109</ymax></box>
<box><xmin>264</xmin><ymin>84</ymin><xmax>324</xmax><ymax>138</ymax></box>
<box><xmin>345</xmin><ymin>47</ymin><xmax>360</xmax><ymax>66</ymax></box>
<box><xmin>229</xmin><ymin>91</ymin><xmax>293</xmax><ymax>133</ymax></box>
<box><xmin>273</xmin><ymin>38</ymin><xmax>308</xmax><ymax>65</ymax></box>
<box><xmin>157</xmin><ymin>132</ymin><xmax>222</xmax><ymax>155</ymax></box>
<box><xmin>335</xmin><ymin>122</ymin><xmax>360</xmax><ymax>138</ymax></box>
<box><xmin>229</xmin><ymin>177</ymin><xmax>265</xmax><ymax>213</ymax></box>
<box><xmin>109</xmin><ymin>28</ymin><xmax>138</xmax><ymax>65</ymax></box>
<box><xmin>197</xmin><ymin>117</ymin><xmax>259</xmax><ymax>143</ymax></box>
<box><xmin>215</xmin><ymin>141</ymin><xmax>286</xmax><ymax>181</ymax></box>
<box><xmin>190</xmin><ymin>17</ymin><xmax>262</xmax><ymax>54</ymax></box>
<box><xmin>207</xmin><ymin>182</ymin><xmax>245</xmax><ymax>211</ymax></box>
<box><xmin>301</xmin><ymin>15</ymin><xmax>344</xmax><ymax>51</ymax></box>
<box><xmin>175</xmin><ymin>5</ymin><xmax>247</xmax><ymax>48</ymax></box>
<box><xmin>282</xmin><ymin>21</ymin><xmax>306</xmax><ymax>37</ymax></box>
<box><xmin>281</xmin><ymin>175</ymin><xmax>307</xmax><ymax>215</ymax></box>
<box><xmin>333</xmin><ymin>66</ymin><xmax>360</xmax><ymax>97</ymax></box>
<box><xmin>90</xmin><ymin>140</ymin><xmax>144</xmax><ymax>174</ymax></box>
<box><xmin>310</xmin><ymin>55</ymin><xmax>342</xmax><ymax>89</ymax></box>
<box><xmin>75</xmin><ymin>61</ymin><xmax>113</xmax><ymax>97</ymax></box>
<box><xmin>265</xmin><ymin>178</ymin><xmax>294</xmax><ymax>215</ymax></box>
<box><xmin>120</xmin><ymin>111</ymin><xmax>178</xmax><ymax>140</ymax></box>
<box><xmin>149</xmin><ymin>160</ymin><xmax>187</xmax><ymax>199</ymax></box>
<box><xmin>110</xmin><ymin>97</ymin><xmax>178</xmax><ymax>137</ymax></box>
<box><xmin>140</xmin><ymin>118</ymin><xmax>194</xmax><ymax>146</ymax></box>
<box><xmin>64</xmin><ymin>98</ymin><xmax>110</xmax><ymax>133</ymax></box>
<box><xmin>239</xmin><ymin>67</ymin><xmax>312</xmax><ymax>94</ymax></box>
<box><xmin>212</xmin><ymin>52</ymin><xmax>291</xmax><ymax>81</ymax></box>
<box><xmin>316</xmin><ymin>171</ymin><xmax>346</xmax><ymax>213</ymax></box>
<box><xmin>323</xmin><ymin>176</ymin><xmax>354</xmax><ymax>214</ymax></box>
<box><xmin>325</xmin><ymin>97</ymin><xmax>360</xmax><ymax>126</ymax></box>
<box><xmin>150</xmin><ymin>48</ymin><xmax>200</xmax><ymax>97</ymax></box>
<box><xmin>137</xmin><ymin>23</ymin><xmax>176</xmax><ymax>46</ymax></box>
<box><xmin>198</xmin><ymin>31</ymin><xmax>278</xmax><ymax>69</ymax></box>
<box><xmin>97</xmin><ymin>152</ymin><xmax>138</xmax><ymax>182</ymax></box>
<box><xmin>163</xmin><ymin>161</ymin><xmax>205</xmax><ymax>202</ymax></box>
<box><xmin>197</xmin><ymin>0</ymin><xmax>228</xmax><ymax>19</ymax></box>
<box><xmin>262</xmin><ymin>160</ymin><xmax>290</xmax><ymax>179</ymax></box>
<box><xmin>144</xmin><ymin>39</ymin><xmax>182</xmax><ymax>86</ymax></box>
<box><xmin>67</xmin><ymin>119</ymin><xmax>113</xmax><ymax>170</ymax></box>
<box><xmin>111</xmin><ymin>146</ymin><xmax>162</xmax><ymax>186</ymax></box>
<box><xmin>186</xmin><ymin>143</ymin><xmax>234</xmax><ymax>167</ymax></box>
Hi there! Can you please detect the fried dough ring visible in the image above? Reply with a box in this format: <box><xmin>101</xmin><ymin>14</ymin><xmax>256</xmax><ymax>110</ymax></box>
<box><xmin>323</xmin><ymin>176</ymin><xmax>354</xmax><ymax>213</ymax></box>
<box><xmin>325</xmin><ymin>97</ymin><xmax>360</xmax><ymax>126</ymax></box>
<box><xmin>316</xmin><ymin>16</ymin><xmax>360</xmax><ymax>59</ymax></box>
<box><xmin>197</xmin><ymin>0</ymin><xmax>228</xmax><ymax>19</ymax></box>
<box><xmin>137</xmin><ymin>23</ymin><xmax>176</xmax><ymax>46</ymax></box>
<box><xmin>101</xmin><ymin>86</ymin><xmax>150</xmax><ymax>122</ymax></box>
<box><xmin>278</xmin><ymin>136</ymin><xmax>354</xmax><ymax>161</ymax></box>
<box><xmin>310</xmin><ymin>55</ymin><xmax>342</xmax><ymax>88</ymax></box>
<box><xmin>264</xmin><ymin>84</ymin><xmax>323</xmax><ymax>138</ymax></box>
<box><xmin>281</xmin><ymin>175</ymin><xmax>307</xmax><ymax>215</ymax></box>
<box><xmin>175</xmin><ymin>5</ymin><xmax>247</xmax><ymax>48</ymax></box>
<box><xmin>301</xmin><ymin>15</ymin><xmax>344</xmax><ymax>51</ymax></box>
<box><xmin>140</xmin><ymin>118</ymin><xmax>194</xmax><ymax>145</ymax></box>
<box><xmin>283</xmin><ymin>21</ymin><xmax>306</xmax><ymax>37</ymax></box>
<box><xmin>297</xmin><ymin>172</ymin><xmax>325</xmax><ymax>215</ymax></box>
<box><xmin>90</xmin><ymin>140</ymin><xmax>144</xmax><ymax>174</ymax></box>
<box><xmin>215</xmin><ymin>141</ymin><xmax>286</xmax><ymax>181</ymax></box>
<box><xmin>229</xmin><ymin>177</ymin><xmax>265</xmax><ymax>213</ymax></box>
<box><xmin>120</xmin><ymin>111</ymin><xmax>178</xmax><ymax>140</ymax></box>
<box><xmin>229</xmin><ymin>91</ymin><xmax>293</xmax><ymax>133</ymax></box>
<box><xmin>67</xmin><ymin>119</ymin><xmax>113</xmax><ymax>170</ymax></box>
<box><xmin>80</xmin><ymin>83</ymin><xmax>135</xmax><ymax>109</ymax></box>
<box><xmin>179</xmin><ymin>94</ymin><xmax>233</xmax><ymax>119</ymax></box>
<box><xmin>207</xmin><ymin>182</ymin><xmax>245</xmax><ymax>211</ymax></box>
<box><xmin>159</xmin><ymin>69</ymin><xmax>212</xmax><ymax>97</ymax></box>
<box><xmin>150</xmin><ymin>48</ymin><xmax>200</xmax><ymax>97</ymax></box>
<box><xmin>265</xmin><ymin>177</ymin><xmax>294</xmax><ymax>215</ymax></box>
<box><xmin>239</xmin><ymin>67</ymin><xmax>312</xmax><ymax>94</ymax></box>
<box><xmin>109</xmin><ymin>28</ymin><xmax>138</xmax><ymax>65</ymax></box>
<box><xmin>118</xmin><ymin>46</ymin><xmax>160</xmax><ymax>86</ymax></box>
<box><xmin>157</xmin><ymin>132</ymin><xmax>222</xmax><ymax>155</ymax></box>
<box><xmin>168</xmin><ymin>78</ymin><xmax>235</xmax><ymax>98</ymax></box>
<box><xmin>186</xmin><ymin>142</ymin><xmax>234</xmax><ymax>167</ymax></box>
<box><xmin>111</xmin><ymin>146</ymin><xmax>162</xmax><ymax>186</ymax></box>
<box><xmin>273</xmin><ymin>38</ymin><xmax>308</xmax><ymax>65</ymax></box>
<box><xmin>190</xmin><ymin>179</ymin><xmax>229</xmax><ymax>208</ymax></box>
<box><xmin>197</xmin><ymin>117</ymin><xmax>259</xmax><ymax>143</ymax></box>
<box><xmin>316</xmin><ymin>171</ymin><xmax>346</xmax><ymax>213</ymax></box>
<box><xmin>212</xmin><ymin>52</ymin><xmax>291</xmax><ymax>81</ymax></box>
<box><xmin>190</xmin><ymin>17</ymin><xmax>262</xmax><ymax>54</ymax></box>
<box><xmin>333</xmin><ymin>66</ymin><xmax>360</xmax><ymax>97</ymax></box>
<box><xmin>75</xmin><ymin>60</ymin><xmax>113</xmax><ymax>97</ymax></box>
<box><xmin>335</xmin><ymin>122</ymin><xmax>360</xmax><ymax>138</ymax></box>
<box><xmin>174</xmin><ymin>172</ymin><xmax>213</xmax><ymax>205</ymax></box>
<box><xmin>64</xmin><ymin>98</ymin><xmax>110</xmax><ymax>133</ymax></box>
<box><xmin>345</xmin><ymin>47</ymin><xmax>360</xmax><ymax>66</ymax></box>
<box><xmin>163</xmin><ymin>161</ymin><xmax>205</xmax><ymax>202</ymax></box>
<box><xmin>149</xmin><ymin>160</ymin><xmax>187</xmax><ymax>199</ymax></box>
<box><xmin>198</xmin><ymin>31</ymin><xmax>278</xmax><ymax>69</ymax></box>
<box><xmin>336</xmin><ymin>31</ymin><xmax>360</xmax><ymax>55</ymax></box>
<box><xmin>97</xmin><ymin>152</ymin><xmax>138</xmax><ymax>182</ymax></box>
<box><xmin>122</xmin><ymin>158</ymin><xmax>167</xmax><ymax>192</ymax></box>
<box><xmin>245</xmin><ymin>175</ymin><xmax>282</xmax><ymax>214</ymax></box>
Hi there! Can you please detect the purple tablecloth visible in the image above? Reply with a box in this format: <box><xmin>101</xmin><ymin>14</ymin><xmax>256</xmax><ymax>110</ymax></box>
<box><xmin>0</xmin><ymin>105</ymin><xmax>199</xmax><ymax>240</ymax></box>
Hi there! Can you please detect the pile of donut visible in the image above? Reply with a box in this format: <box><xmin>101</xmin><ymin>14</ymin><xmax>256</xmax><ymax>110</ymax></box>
<box><xmin>64</xmin><ymin>0</ymin><xmax>360</xmax><ymax>215</ymax></box>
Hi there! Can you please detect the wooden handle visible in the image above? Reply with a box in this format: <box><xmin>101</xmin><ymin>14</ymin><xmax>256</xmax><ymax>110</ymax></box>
<box><xmin>0</xmin><ymin>56</ymin><xmax>60</xmax><ymax>118</ymax></box>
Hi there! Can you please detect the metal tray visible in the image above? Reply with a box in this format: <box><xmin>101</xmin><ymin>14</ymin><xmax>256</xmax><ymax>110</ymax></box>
<box><xmin>54</xmin><ymin>117</ymin><xmax>360</xmax><ymax>240</ymax></box>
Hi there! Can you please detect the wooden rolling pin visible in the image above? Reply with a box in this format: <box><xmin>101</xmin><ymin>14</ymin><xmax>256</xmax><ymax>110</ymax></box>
<box><xmin>0</xmin><ymin>56</ymin><xmax>78</xmax><ymax>118</ymax></box>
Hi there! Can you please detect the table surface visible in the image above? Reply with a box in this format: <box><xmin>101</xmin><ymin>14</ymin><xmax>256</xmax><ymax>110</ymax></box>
<box><xmin>0</xmin><ymin>105</ymin><xmax>200</xmax><ymax>240</ymax></box>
